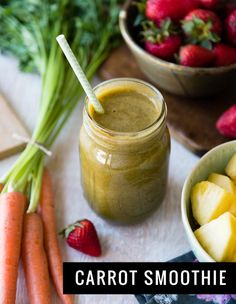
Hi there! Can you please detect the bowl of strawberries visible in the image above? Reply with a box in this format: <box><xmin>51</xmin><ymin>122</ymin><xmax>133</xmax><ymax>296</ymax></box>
<box><xmin>119</xmin><ymin>0</ymin><xmax>236</xmax><ymax>97</ymax></box>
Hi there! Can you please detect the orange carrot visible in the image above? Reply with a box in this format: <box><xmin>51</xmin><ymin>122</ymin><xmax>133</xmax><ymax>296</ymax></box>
<box><xmin>22</xmin><ymin>213</ymin><xmax>52</xmax><ymax>304</ymax></box>
<box><xmin>0</xmin><ymin>192</ymin><xmax>26</xmax><ymax>304</ymax></box>
<box><xmin>0</xmin><ymin>183</ymin><xmax>4</xmax><ymax>192</ymax></box>
<box><xmin>39</xmin><ymin>169</ymin><xmax>74</xmax><ymax>304</ymax></box>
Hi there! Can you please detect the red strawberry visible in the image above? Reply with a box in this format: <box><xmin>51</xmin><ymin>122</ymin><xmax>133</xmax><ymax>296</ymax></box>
<box><xmin>179</xmin><ymin>44</ymin><xmax>215</xmax><ymax>67</ymax></box>
<box><xmin>146</xmin><ymin>0</ymin><xmax>199</xmax><ymax>24</ymax></box>
<box><xmin>213</xmin><ymin>43</ymin><xmax>236</xmax><ymax>66</ymax></box>
<box><xmin>216</xmin><ymin>105</ymin><xmax>236</xmax><ymax>138</ymax></box>
<box><xmin>225</xmin><ymin>10</ymin><xmax>236</xmax><ymax>46</ymax></box>
<box><xmin>182</xmin><ymin>9</ymin><xmax>222</xmax><ymax>48</ymax></box>
<box><xmin>199</xmin><ymin>0</ymin><xmax>220</xmax><ymax>10</ymax></box>
<box><xmin>145</xmin><ymin>36</ymin><xmax>182</xmax><ymax>59</ymax></box>
<box><xmin>142</xmin><ymin>19</ymin><xmax>181</xmax><ymax>60</ymax></box>
<box><xmin>61</xmin><ymin>219</ymin><xmax>102</xmax><ymax>257</ymax></box>
<box><xmin>184</xmin><ymin>9</ymin><xmax>222</xmax><ymax>36</ymax></box>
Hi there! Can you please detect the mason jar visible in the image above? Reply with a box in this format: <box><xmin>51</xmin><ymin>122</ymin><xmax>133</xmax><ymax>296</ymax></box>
<box><xmin>79</xmin><ymin>78</ymin><xmax>170</xmax><ymax>224</ymax></box>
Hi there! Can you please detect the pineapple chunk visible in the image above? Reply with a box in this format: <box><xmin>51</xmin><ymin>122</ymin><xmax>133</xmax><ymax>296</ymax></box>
<box><xmin>208</xmin><ymin>173</ymin><xmax>236</xmax><ymax>194</ymax></box>
<box><xmin>208</xmin><ymin>173</ymin><xmax>236</xmax><ymax>215</ymax></box>
<box><xmin>191</xmin><ymin>181</ymin><xmax>232</xmax><ymax>225</ymax></box>
<box><xmin>194</xmin><ymin>212</ymin><xmax>236</xmax><ymax>262</ymax></box>
<box><xmin>226</xmin><ymin>153</ymin><xmax>236</xmax><ymax>181</ymax></box>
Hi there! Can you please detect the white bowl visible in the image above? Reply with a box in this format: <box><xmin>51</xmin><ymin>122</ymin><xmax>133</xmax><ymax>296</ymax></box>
<box><xmin>181</xmin><ymin>140</ymin><xmax>236</xmax><ymax>262</ymax></box>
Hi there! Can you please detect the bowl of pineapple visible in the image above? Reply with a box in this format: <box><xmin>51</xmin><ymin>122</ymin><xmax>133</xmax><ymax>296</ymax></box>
<box><xmin>181</xmin><ymin>140</ymin><xmax>236</xmax><ymax>262</ymax></box>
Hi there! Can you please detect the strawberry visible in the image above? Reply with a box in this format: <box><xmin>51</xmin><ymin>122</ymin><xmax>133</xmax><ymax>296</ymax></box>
<box><xmin>225</xmin><ymin>10</ymin><xmax>236</xmax><ymax>46</ymax></box>
<box><xmin>146</xmin><ymin>0</ymin><xmax>199</xmax><ymax>24</ymax></box>
<box><xmin>145</xmin><ymin>36</ymin><xmax>182</xmax><ymax>59</ymax></box>
<box><xmin>184</xmin><ymin>9</ymin><xmax>222</xmax><ymax>35</ymax></box>
<box><xmin>182</xmin><ymin>9</ymin><xmax>222</xmax><ymax>48</ymax></box>
<box><xmin>199</xmin><ymin>0</ymin><xmax>220</xmax><ymax>10</ymax></box>
<box><xmin>61</xmin><ymin>219</ymin><xmax>101</xmax><ymax>257</ymax></box>
<box><xmin>142</xmin><ymin>19</ymin><xmax>182</xmax><ymax>60</ymax></box>
<box><xmin>179</xmin><ymin>44</ymin><xmax>215</xmax><ymax>67</ymax></box>
<box><xmin>216</xmin><ymin>105</ymin><xmax>236</xmax><ymax>138</ymax></box>
<box><xmin>213</xmin><ymin>43</ymin><xmax>236</xmax><ymax>66</ymax></box>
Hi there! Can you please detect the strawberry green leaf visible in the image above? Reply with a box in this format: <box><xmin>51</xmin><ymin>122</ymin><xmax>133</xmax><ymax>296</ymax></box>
<box><xmin>201</xmin><ymin>40</ymin><xmax>213</xmax><ymax>50</ymax></box>
<box><xmin>134</xmin><ymin>13</ymin><xmax>145</xmax><ymax>27</ymax></box>
<box><xmin>193</xmin><ymin>17</ymin><xmax>205</xmax><ymax>26</ymax></box>
<box><xmin>141</xmin><ymin>18</ymin><xmax>180</xmax><ymax>44</ymax></box>
<box><xmin>182</xmin><ymin>16</ymin><xmax>221</xmax><ymax>46</ymax></box>
<box><xmin>210</xmin><ymin>32</ymin><xmax>221</xmax><ymax>43</ymax></box>
<box><xmin>60</xmin><ymin>220</ymin><xmax>84</xmax><ymax>238</ymax></box>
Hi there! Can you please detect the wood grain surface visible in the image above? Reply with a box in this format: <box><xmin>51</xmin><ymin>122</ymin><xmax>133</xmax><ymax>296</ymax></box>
<box><xmin>99</xmin><ymin>45</ymin><xmax>236</xmax><ymax>155</ymax></box>
<box><xmin>0</xmin><ymin>94</ymin><xmax>29</xmax><ymax>159</ymax></box>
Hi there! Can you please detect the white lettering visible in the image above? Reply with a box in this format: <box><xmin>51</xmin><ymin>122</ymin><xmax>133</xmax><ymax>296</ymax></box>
<box><xmin>155</xmin><ymin>271</ymin><xmax>166</xmax><ymax>285</ymax></box>
<box><xmin>97</xmin><ymin>270</ymin><xmax>106</xmax><ymax>285</ymax></box>
<box><xmin>75</xmin><ymin>270</ymin><xmax>84</xmax><ymax>286</ymax></box>
<box><xmin>86</xmin><ymin>271</ymin><xmax>95</xmax><ymax>285</ymax></box>
<box><xmin>144</xmin><ymin>270</ymin><xmax>153</xmax><ymax>285</ymax></box>
<box><xmin>107</xmin><ymin>270</ymin><xmax>117</xmax><ymax>285</ymax></box>
<box><xmin>220</xmin><ymin>270</ymin><xmax>226</xmax><ymax>286</ymax></box>
<box><xmin>169</xmin><ymin>270</ymin><xmax>178</xmax><ymax>285</ymax></box>
<box><xmin>181</xmin><ymin>270</ymin><xmax>190</xmax><ymax>286</ymax></box>
<box><xmin>202</xmin><ymin>270</ymin><xmax>211</xmax><ymax>286</ymax></box>
<box><xmin>119</xmin><ymin>270</ymin><xmax>128</xmax><ymax>286</ymax></box>
<box><xmin>192</xmin><ymin>270</ymin><xmax>199</xmax><ymax>285</ymax></box>
<box><xmin>130</xmin><ymin>270</ymin><xmax>138</xmax><ymax>285</ymax></box>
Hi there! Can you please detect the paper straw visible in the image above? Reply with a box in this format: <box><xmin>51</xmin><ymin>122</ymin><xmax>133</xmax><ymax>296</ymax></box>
<box><xmin>56</xmin><ymin>34</ymin><xmax>104</xmax><ymax>114</ymax></box>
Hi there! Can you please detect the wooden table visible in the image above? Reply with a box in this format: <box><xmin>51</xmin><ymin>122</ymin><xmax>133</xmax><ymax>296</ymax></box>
<box><xmin>0</xmin><ymin>54</ymin><xmax>199</xmax><ymax>304</ymax></box>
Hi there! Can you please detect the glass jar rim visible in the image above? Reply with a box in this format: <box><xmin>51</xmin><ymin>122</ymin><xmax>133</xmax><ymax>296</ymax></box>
<box><xmin>84</xmin><ymin>77</ymin><xmax>167</xmax><ymax>138</ymax></box>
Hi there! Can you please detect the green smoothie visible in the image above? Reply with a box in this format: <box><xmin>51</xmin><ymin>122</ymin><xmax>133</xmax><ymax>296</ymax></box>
<box><xmin>91</xmin><ymin>87</ymin><xmax>159</xmax><ymax>132</ymax></box>
<box><xmin>79</xmin><ymin>79</ymin><xmax>170</xmax><ymax>224</ymax></box>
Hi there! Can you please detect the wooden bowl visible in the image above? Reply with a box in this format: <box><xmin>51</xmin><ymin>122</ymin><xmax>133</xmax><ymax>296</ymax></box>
<box><xmin>119</xmin><ymin>1</ymin><xmax>236</xmax><ymax>98</ymax></box>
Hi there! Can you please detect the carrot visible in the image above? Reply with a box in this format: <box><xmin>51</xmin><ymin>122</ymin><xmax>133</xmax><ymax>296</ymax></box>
<box><xmin>0</xmin><ymin>183</ymin><xmax>4</xmax><ymax>192</ymax></box>
<box><xmin>22</xmin><ymin>213</ymin><xmax>52</xmax><ymax>304</ymax></box>
<box><xmin>0</xmin><ymin>192</ymin><xmax>26</xmax><ymax>304</ymax></box>
<box><xmin>39</xmin><ymin>169</ymin><xmax>74</xmax><ymax>304</ymax></box>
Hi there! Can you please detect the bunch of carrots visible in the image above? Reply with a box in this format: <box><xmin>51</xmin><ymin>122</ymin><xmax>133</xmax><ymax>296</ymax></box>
<box><xmin>0</xmin><ymin>169</ymin><xmax>74</xmax><ymax>303</ymax></box>
<box><xmin>0</xmin><ymin>0</ymin><xmax>121</xmax><ymax>302</ymax></box>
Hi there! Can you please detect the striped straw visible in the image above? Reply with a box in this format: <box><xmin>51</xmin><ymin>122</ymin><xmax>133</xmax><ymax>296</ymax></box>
<box><xmin>56</xmin><ymin>34</ymin><xmax>104</xmax><ymax>114</ymax></box>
